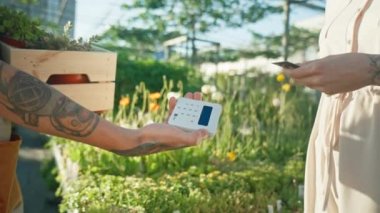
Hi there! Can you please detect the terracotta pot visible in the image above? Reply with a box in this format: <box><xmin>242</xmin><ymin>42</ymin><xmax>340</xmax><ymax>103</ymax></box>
<box><xmin>0</xmin><ymin>36</ymin><xmax>26</xmax><ymax>48</ymax></box>
<box><xmin>47</xmin><ymin>74</ymin><xmax>90</xmax><ymax>85</ymax></box>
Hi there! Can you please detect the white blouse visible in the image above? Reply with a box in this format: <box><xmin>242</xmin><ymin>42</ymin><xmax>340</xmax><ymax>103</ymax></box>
<box><xmin>304</xmin><ymin>0</ymin><xmax>380</xmax><ymax>212</ymax></box>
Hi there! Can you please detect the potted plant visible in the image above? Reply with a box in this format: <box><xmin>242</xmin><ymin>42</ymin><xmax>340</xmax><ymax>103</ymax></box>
<box><xmin>29</xmin><ymin>22</ymin><xmax>97</xmax><ymax>85</ymax></box>
<box><xmin>0</xmin><ymin>6</ymin><xmax>44</xmax><ymax>47</ymax></box>
<box><xmin>0</xmin><ymin>7</ymin><xmax>117</xmax><ymax>112</ymax></box>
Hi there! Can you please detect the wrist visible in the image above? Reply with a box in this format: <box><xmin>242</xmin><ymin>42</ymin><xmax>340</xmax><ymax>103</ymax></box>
<box><xmin>135</xmin><ymin>126</ymin><xmax>150</xmax><ymax>145</ymax></box>
<box><xmin>109</xmin><ymin>126</ymin><xmax>156</xmax><ymax>157</ymax></box>
<box><xmin>115</xmin><ymin>126</ymin><xmax>144</xmax><ymax>151</ymax></box>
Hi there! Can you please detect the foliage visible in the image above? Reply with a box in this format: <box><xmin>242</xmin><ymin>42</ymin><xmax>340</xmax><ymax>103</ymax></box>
<box><xmin>245</xmin><ymin>26</ymin><xmax>320</xmax><ymax>59</ymax></box>
<box><xmin>99</xmin><ymin>26</ymin><xmax>180</xmax><ymax>60</ymax></box>
<box><xmin>123</xmin><ymin>0</ymin><xmax>280</xmax><ymax>34</ymax></box>
<box><xmin>205</xmin><ymin>70</ymin><xmax>318</xmax><ymax>163</ymax></box>
<box><xmin>101</xmin><ymin>0</ymin><xmax>281</xmax><ymax>62</ymax></box>
<box><xmin>114</xmin><ymin>58</ymin><xmax>203</xmax><ymax>111</ymax></box>
<box><xmin>26</xmin><ymin>22</ymin><xmax>99</xmax><ymax>51</ymax></box>
<box><xmin>59</xmin><ymin>164</ymin><xmax>304</xmax><ymax>213</ymax></box>
<box><xmin>0</xmin><ymin>7</ymin><xmax>98</xmax><ymax>51</ymax></box>
<box><xmin>0</xmin><ymin>6</ymin><xmax>44</xmax><ymax>43</ymax></box>
<box><xmin>15</xmin><ymin>0</ymin><xmax>40</xmax><ymax>4</ymax></box>
<box><xmin>98</xmin><ymin>1</ymin><xmax>324</xmax><ymax>63</ymax></box>
<box><xmin>292</xmin><ymin>0</ymin><xmax>325</xmax><ymax>11</ymax></box>
<box><xmin>197</xmin><ymin>48</ymin><xmax>240</xmax><ymax>63</ymax></box>
<box><xmin>28</xmin><ymin>33</ymin><xmax>97</xmax><ymax>51</ymax></box>
<box><xmin>41</xmin><ymin>158</ymin><xmax>60</xmax><ymax>192</ymax></box>
<box><xmin>50</xmin><ymin>67</ymin><xmax>318</xmax><ymax>212</ymax></box>
<box><xmin>196</xmin><ymin>25</ymin><xmax>320</xmax><ymax>62</ymax></box>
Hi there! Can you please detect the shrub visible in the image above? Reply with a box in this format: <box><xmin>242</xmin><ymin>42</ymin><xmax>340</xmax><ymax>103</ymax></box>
<box><xmin>59</xmin><ymin>165</ymin><xmax>303</xmax><ymax>213</ymax></box>
<box><xmin>0</xmin><ymin>6</ymin><xmax>44</xmax><ymax>44</ymax></box>
<box><xmin>50</xmin><ymin>68</ymin><xmax>317</xmax><ymax>212</ymax></box>
<box><xmin>114</xmin><ymin>58</ymin><xmax>203</xmax><ymax>111</ymax></box>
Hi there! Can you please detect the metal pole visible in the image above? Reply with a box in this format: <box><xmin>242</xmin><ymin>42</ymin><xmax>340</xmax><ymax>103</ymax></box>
<box><xmin>283</xmin><ymin>0</ymin><xmax>291</xmax><ymax>61</ymax></box>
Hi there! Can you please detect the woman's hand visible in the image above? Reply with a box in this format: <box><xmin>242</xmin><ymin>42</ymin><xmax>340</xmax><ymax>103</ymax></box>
<box><xmin>112</xmin><ymin>92</ymin><xmax>209</xmax><ymax>156</ymax></box>
<box><xmin>284</xmin><ymin>53</ymin><xmax>380</xmax><ymax>95</ymax></box>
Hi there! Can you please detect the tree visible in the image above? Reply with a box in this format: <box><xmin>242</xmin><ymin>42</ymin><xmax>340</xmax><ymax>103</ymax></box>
<box><xmin>99</xmin><ymin>26</ymin><xmax>180</xmax><ymax>60</ymax></box>
<box><xmin>291</xmin><ymin>0</ymin><xmax>325</xmax><ymax>11</ymax></box>
<box><xmin>248</xmin><ymin>26</ymin><xmax>320</xmax><ymax>60</ymax></box>
<box><xmin>241</xmin><ymin>0</ymin><xmax>324</xmax><ymax>61</ymax></box>
<box><xmin>282</xmin><ymin>0</ymin><xmax>325</xmax><ymax>60</ymax></box>
<box><xmin>120</xmin><ymin>0</ymin><xmax>281</xmax><ymax>62</ymax></box>
<box><xmin>101</xmin><ymin>0</ymin><xmax>325</xmax><ymax>62</ymax></box>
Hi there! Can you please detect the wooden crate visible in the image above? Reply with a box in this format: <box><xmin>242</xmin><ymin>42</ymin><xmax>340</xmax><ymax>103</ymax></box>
<box><xmin>0</xmin><ymin>42</ymin><xmax>117</xmax><ymax>111</ymax></box>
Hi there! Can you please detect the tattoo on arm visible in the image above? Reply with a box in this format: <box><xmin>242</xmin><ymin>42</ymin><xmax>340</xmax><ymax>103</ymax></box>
<box><xmin>5</xmin><ymin>72</ymin><xmax>52</xmax><ymax>125</ymax></box>
<box><xmin>51</xmin><ymin>97</ymin><xmax>99</xmax><ymax>137</ymax></box>
<box><xmin>112</xmin><ymin>142</ymin><xmax>186</xmax><ymax>156</ymax></box>
<box><xmin>368</xmin><ymin>55</ymin><xmax>380</xmax><ymax>85</ymax></box>
<box><xmin>0</xmin><ymin>61</ymin><xmax>99</xmax><ymax>137</ymax></box>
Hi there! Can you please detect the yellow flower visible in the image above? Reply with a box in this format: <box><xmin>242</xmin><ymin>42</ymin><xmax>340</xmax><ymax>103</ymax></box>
<box><xmin>149</xmin><ymin>92</ymin><xmax>161</xmax><ymax>100</ymax></box>
<box><xmin>119</xmin><ymin>97</ymin><xmax>130</xmax><ymax>107</ymax></box>
<box><xmin>282</xmin><ymin>83</ymin><xmax>291</xmax><ymax>92</ymax></box>
<box><xmin>227</xmin><ymin>151</ymin><xmax>237</xmax><ymax>162</ymax></box>
<box><xmin>276</xmin><ymin>73</ymin><xmax>285</xmax><ymax>82</ymax></box>
<box><xmin>149</xmin><ymin>102</ymin><xmax>160</xmax><ymax>112</ymax></box>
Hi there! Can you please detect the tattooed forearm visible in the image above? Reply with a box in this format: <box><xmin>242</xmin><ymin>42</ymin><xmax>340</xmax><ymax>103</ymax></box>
<box><xmin>51</xmin><ymin>97</ymin><xmax>99</xmax><ymax>137</ymax></box>
<box><xmin>112</xmin><ymin>142</ymin><xmax>186</xmax><ymax>156</ymax></box>
<box><xmin>6</xmin><ymin>72</ymin><xmax>52</xmax><ymax>125</ymax></box>
<box><xmin>0</xmin><ymin>61</ymin><xmax>99</xmax><ymax>137</ymax></box>
<box><xmin>368</xmin><ymin>54</ymin><xmax>380</xmax><ymax>85</ymax></box>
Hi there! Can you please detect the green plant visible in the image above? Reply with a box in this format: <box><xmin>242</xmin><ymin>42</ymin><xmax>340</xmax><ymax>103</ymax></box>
<box><xmin>49</xmin><ymin>68</ymin><xmax>317</xmax><ymax>212</ymax></box>
<box><xmin>27</xmin><ymin>22</ymin><xmax>99</xmax><ymax>51</ymax></box>
<box><xmin>0</xmin><ymin>7</ymin><xmax>99</xmax><ymax>51</ymax></box>
<box><xmin>0</xmin><ymin>6</ymin><xmax>44</xmax><ymax>43</ymax></box>
<box><xmin>114</xmin><ymin>58</ymin><xmax>203</xmax><ymax>112</ymax></box>
<box><xmin>41</xmin><ymin>158</ymin><xmax>60</xmax><ymax>192</ymax></box>
<box><xmin>59</xmin><ymin>68</ymin><xmax>317</xmax><ymax>170</ymax></box>
<box><xmin>59</xmin><ymin>166</ymin><xmax>299</xmax><ymax>213</ymax></box>
<box><xmin>24</xmin><ymin>21</ymin><xmax>98</xmax><ymax>51</ymax></box>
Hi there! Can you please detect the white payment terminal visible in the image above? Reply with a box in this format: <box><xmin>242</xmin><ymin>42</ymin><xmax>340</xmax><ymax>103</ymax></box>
<box><xmin>168</xmin><ymin>97</ymin><xmax>222</xmax><ymax>136</ymax></box>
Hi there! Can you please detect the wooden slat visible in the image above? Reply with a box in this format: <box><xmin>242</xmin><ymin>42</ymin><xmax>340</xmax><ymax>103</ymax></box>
<box><xmin>52</xmin><ymin>83</ymin><xmax>115</xmax><ymax>111</ymax></box>
<box><xmin>0</xmin><ymin>42</ymin><xmax>117</xmax><ymax>82</ymax></box>
<box><xmin>0</xmin><ymin>42</ymin><xmax>117</xmax><ymax>111</ymax></box>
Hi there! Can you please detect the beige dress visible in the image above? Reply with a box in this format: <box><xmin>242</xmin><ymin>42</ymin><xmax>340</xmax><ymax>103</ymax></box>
<box><xmin>304</xmin><ymin>0</ymin><xmax>380</xmax><ymax>212</ymax></box>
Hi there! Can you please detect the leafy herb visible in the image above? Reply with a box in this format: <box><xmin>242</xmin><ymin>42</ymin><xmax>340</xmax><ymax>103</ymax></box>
<box><xmin>0</xmin><ymin>7</ymin><xmax>98</xmax><ymax>51</ymax></box>
<box><xmin>0</xmin><ymin>6</ymin><xmax>44</xmax><ymax>43</ymax></box>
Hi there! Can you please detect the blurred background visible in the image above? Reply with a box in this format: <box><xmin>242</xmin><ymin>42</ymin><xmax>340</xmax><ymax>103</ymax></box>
<box><xmin>0</xmin><ymin>0</ymin><xmax>325</xmax><ymax>212</ymax></box>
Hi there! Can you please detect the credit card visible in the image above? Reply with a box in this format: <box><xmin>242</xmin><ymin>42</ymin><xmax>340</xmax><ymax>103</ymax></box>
<box><xmin>273</xmin><ymin>61</ymin><xmax>300</xmax><ymax>69</ymax></box>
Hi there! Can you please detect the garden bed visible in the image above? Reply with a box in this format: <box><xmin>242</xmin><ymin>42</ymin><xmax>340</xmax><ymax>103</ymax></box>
<box><xmin>51</xmin><ymin>139</ymin><xmax>304</xmax><ymax>213</ymax></box>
